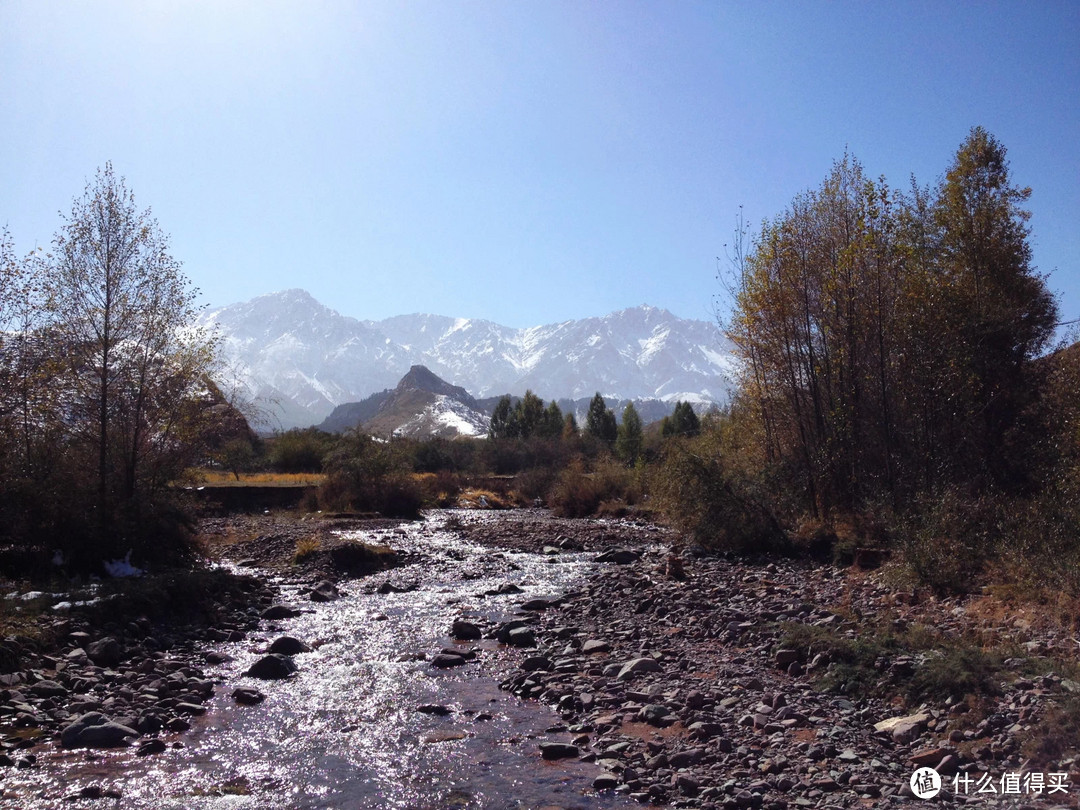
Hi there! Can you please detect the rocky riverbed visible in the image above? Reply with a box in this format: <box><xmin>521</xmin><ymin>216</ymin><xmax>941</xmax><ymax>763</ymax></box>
<box><xmin>478</xmin><ymin>511</ymin><xmax>1080</xmax><ymax>809</ymax></box>
<box><xmin>1</xmin><ymin>508</ymin><xmax>1078</xmax><ymax>808</ymax></box>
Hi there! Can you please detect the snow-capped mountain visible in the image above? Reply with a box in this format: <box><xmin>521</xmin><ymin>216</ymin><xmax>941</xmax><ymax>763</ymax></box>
<box><xmin>201</xmin><ymin>289</ymin><xmax>736</xmax><ymax>430</ymax></box>
<box><xmin>360</xmin><ymin>365</ymin><xmax>490</xmax><ymax>439</ymax></box>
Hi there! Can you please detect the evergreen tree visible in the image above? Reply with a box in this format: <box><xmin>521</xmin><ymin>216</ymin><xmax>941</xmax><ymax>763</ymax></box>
<box><xmin>662</xmin><ymin>401</ymin><xmax>701</xmax><ymax>437</ymax></box>
<box><xmin>616</xmin><ymin>402</ymin><xmax>644</xmax><ymax>463</ymax></box>
<box><xmin>540</xmin><ymin>400</ymin><xmax>564</xmax><ymax>438</ymax></box>
<box><xmin>585</xmin><ymin>392</ymin><xmax>617</xmax><ymax>445</ymax></box>
<box><xmin>516</xmin><ymin>390</ymin><xmax>545</xmax><ymax>439</ymax></box>
<box><xmin>488</xmin><ymin>395</ymin><xmax>517</xmax><ymax>440</ymax></box>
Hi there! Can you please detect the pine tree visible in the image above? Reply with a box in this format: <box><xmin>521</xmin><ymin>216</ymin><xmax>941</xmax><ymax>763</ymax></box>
<box><xmin>585</xmin><ymin>392</ymin><xmax>617</xmax><ymax>445</ymax></box>
<box><xmin>616</xmin><ymin>402</ymin><xmax>643</xmax><ymax>463</ymax></box>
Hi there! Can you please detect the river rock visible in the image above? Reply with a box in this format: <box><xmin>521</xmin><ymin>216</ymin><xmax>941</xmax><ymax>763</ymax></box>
<box><xmin>309</xmin><ymin>580</ymin><xmax>341</xmax><ymax>602</ymax></box>
<box><xmin>245</xmin><ymin>654</ymin><xmax>298</xmax><ymax>680</ymax></box>
<box><xmin>595</xmin><ymin>548</ymin><xmax>639</xmax><ymax>564</ymax></box>
<box><xmin>506</xmin><ymin>628</ymin><xmax>536</xmax><ymax>648</ymax></box>
<box><xmin>232</xmin><ymin>687</ymin><xmax>265</xmax><ymax>705</ymax></box>
<box><xmin>28</xmin><ymin>679</ymin><xmax>68</xmax><ymax>698</ymax></box>
<box><xmin>874</xmin><ymin>711</ymin><xmax>930</xmax><ymax>743</ymax></box>
<box><xmin>61</xmin><ymin>712</ymin><xmax>138</xmax><ymax>748</ymax></box>
<box><xmin>431</xmin><ymin>653</ymin><xmax>468</xmax><ymax>668</ymax></box>
<box><xmin>136</xmin><ymin>738</ymin><xmax>167</xmax><ymax>756</ymax></box>
<box><xmin>86</xmin><ymin>637</ymin><xmax>123</xmax><ymax>668</ymax></box>
<box><xmin>617</xmin><ymin>657</ymin><xmax>662</xmax><ymax>679</ymax></box>
<box><xmin>269</xmin><ymin>636</ymin><xmax>310</xmax><ymax>655</ymax></box>
<box><xmin>451</xmin><ymin>619</ymin><xmax>483</xmax><ymax>640</ymax></box>
<box><xmin>539</xmin><ymin>742</ymin><xmax>579</xmax><ymax>760</ymax></box>
<box><xmin>261</xmin><ymin>605</ymin><xmax>301</xmax><ymax>620</ymax></box>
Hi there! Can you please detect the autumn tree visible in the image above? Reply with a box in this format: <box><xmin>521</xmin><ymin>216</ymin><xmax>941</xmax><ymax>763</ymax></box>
<box><xmin>724</xmin><ymin>130</ymin><xmax>1057</xmax><ymax>517</ymax></box>
<box><xmin>926</xmin><ymin>127</ymin><xmax>1058</xmax><ymax>489</ymax></box>
<box><xmin>46</xmin><ymin>164</ymin><xmax>218</xmax><ymax>535</ymax></box>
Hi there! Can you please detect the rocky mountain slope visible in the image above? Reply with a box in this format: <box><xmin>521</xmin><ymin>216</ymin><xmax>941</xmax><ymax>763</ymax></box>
<box><xmin>201</xmin><ymin>289</ymin><xmax>736</xmax><ymax>430</ymax></box>
<box><xmin>360</xmin><ymin>365</ymin><xmax>490</xmax><ymax>439</ymax></box>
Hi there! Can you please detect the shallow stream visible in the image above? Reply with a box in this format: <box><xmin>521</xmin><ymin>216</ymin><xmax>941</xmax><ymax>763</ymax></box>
<box><xmin>3</xmin><ymin>512</ymin><xmax>638</xmax><ymax>810</ymax></box>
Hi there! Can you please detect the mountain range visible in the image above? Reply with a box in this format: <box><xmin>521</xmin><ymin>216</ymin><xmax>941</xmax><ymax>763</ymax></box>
<box><xmin>200</xmin><ymin>289</ymin><xmax>736</xmax><ymax>430</ymax></box>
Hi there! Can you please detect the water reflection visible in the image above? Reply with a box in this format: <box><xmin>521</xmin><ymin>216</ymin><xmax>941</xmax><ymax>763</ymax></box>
<box><xmin>2</xmin><ymin>512</ymin><xmax>636</xmax><ymax>810</ymax></box>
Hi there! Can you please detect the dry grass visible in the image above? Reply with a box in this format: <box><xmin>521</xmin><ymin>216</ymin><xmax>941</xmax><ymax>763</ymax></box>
<box><xmin>294</xmin><ymin>537</ymin><xmax>320</xmax><ymax>563</ymax></box>
<box><xmin>456</xmin><ymin>488</ymin><xmax>514</xmax><ymax>509</ymax></box>
<box><xmin>188</xmin><ymin>470</ymin><xmax>327</xmax><ymax>488</ymax></box>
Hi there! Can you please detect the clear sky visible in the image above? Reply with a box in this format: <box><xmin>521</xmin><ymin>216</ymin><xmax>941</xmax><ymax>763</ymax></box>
<box><xmin>2</xmin><ymin>1</ymin><xmax>1077</xmax><ymax>329</ymax></box>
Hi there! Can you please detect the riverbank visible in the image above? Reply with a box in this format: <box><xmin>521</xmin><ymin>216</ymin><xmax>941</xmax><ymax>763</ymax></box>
<box><xmin>3</xmin><ymin>509</ymin><xmax>1078</xmax><ymax>808</ymax></box>
<box><xmin>491</xmin><ymin>513</ymin><xmax>1080</xmax><ymax>808</ymax></box>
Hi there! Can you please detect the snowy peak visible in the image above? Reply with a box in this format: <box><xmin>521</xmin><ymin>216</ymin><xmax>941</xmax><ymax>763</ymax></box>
<box><xmin>365</xmin><ymin>366</ymin><xmax>489</xmax><ymax>439</ymax></box>
<box><xmin>202</xmin><ymin>290</ymin><xmax>735</xmax><ymax>429</ymax></box>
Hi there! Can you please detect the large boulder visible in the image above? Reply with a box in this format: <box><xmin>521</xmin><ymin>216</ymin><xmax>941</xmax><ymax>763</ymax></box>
<box><xmin>61</xmin><ymin>712</ymin><xmax>137</xmax><ymax>749</ymax></box>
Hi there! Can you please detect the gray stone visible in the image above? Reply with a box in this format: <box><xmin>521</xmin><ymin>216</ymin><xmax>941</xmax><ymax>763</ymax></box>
<box><xmin>617</xmin><ymin>657</ymin><xmax>662</xmax><ymax>679</ymax></box>
<box><xmin>61</xmin><ymin>712</ymin><xmax>137</xmax><ymax>749</ymax></box>
<box><xmin>86</xmin><ymin>637</ymin><xmax>123</xmax><ymax>668</ymax></box>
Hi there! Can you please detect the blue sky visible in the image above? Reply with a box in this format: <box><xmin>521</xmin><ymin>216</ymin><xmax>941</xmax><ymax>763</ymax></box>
<box><xmin>1</xmin><ymin>1</ymin><xmax>1077</xmax><ymax>330</ymax></box>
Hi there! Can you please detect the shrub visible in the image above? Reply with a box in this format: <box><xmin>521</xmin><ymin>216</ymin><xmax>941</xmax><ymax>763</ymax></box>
<box><xmin>651</xmin><ymin>429</ymin><xmax>786</xmax><ymax>554</ymax></box>
<box><xmin>894</xmin><ymin>488</ymin><xmax>1005</xmax><ymax>594</ymax></box>
<box><xmin>548</xmin><ymin>459</ymin><xmax>641</xmax><ymax>518</ymax></box>
<box><xmin>318</xmin><ymin>432</ymin><xmax>424</xmax><ymax>518</ymax></box>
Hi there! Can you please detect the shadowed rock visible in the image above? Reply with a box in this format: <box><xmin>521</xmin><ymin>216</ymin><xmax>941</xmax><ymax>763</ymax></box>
<box><xmin>245</xmin><ymin>654</ymin><xmax>297</xmax><ymax>680</ymax></box>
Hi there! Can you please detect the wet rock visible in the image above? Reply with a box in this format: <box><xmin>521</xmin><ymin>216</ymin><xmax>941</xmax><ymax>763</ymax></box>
<box><xmin>594</xmin><ymin>773</ymin><xmax>620</xmax><ymax>790</ymax></box>
<box><xmin>520</xmin><ymin>598</ymin><xmax>553</xmax><ymax>611</ymax></box>
<box><xmin>261</xmin><ymin>605</ymin><xmax>300</xmax><ymax>620</ymax></box>
<box><xmin>539</xmin><ymin>742</ymin><xmax>579</xmax><ymax>760</ymax></box>
<box><xmin>309</xmin><ymin>580</ymin><xmax>341</xmax><ymax>602</ymax></box>
<box><xmin>417</xmin><ymin>704</ymin><xmax>452</xmax><ymax>715</ymax></box>
<box><xmin>61</xmin><ymin>712</ymin><xmax>138</xmax><ymax>748</ymax></box>
<box><xmin>245</xmin><ymin>654</ymin><xmax>298</xmax><ymax>680</ymax></box>
<box><xmin>431</xmin><ymin>653</ymin><xmax>468</xmax><ymax>668</ymax></box>
<box><xmin>595</xmin><ymin>549</ymin><xmax>639</xmax><ymax>564</ymax></box>
<box><xmin>451</xmin><ymin>619</ymin><xmax>483</xmax><ymax>641</ymax></box>
<box><xmin>269</xmin><ymin>636</ymin><xmax>310</xmax><ymax>655</ymax></box>
<box><xmin>505</xmin><ymin>628</ymin><xmax>536</xmax><ymax>648</ymax></box>
<box><xmin>376</xmin><ymin>581</ymin><xmax>415</xmax><ymax>594</ymax></box>
<box><xmin>521</xmin><ymin>655</ymin><xmax>552</xmax><ymax>672</ymax></box>
<box><xmin>136</xmin><ymin>738</ymin><xmax>167</xmax><ymax>756</ymax></box>
<box><xmin>232</xmin><ymin>687</ymin><xmax>265</xmax><ymax>705</ymax></box>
